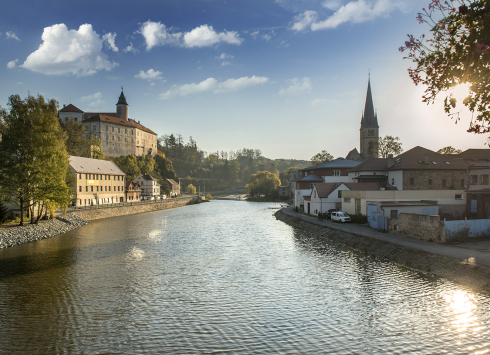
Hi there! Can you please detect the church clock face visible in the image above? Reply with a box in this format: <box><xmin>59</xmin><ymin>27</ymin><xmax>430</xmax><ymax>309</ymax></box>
<box><xmin>368</xmin><ymin>129</ymin><xmax>375</xmax><ymax>136</ymax></box>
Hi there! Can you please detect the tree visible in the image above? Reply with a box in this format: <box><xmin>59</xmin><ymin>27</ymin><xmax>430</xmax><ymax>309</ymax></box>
<box><xmin>378</xmin><ymin>136</ymin><xmax>403</xmax><ymax>158</ymax></box>
<box><xmin>400</xmin><ymin>0</ymin><xmax>490</xmax><ymax>132</ymax></box>
<box><xmin>310</xmin><ymin>150</ymin><xmax>334</xmax><ymax>165</ymax></box>
<box><xmin>437</xmin><ymin>146</ymin><xmax>463</xmax><ymax>154</ymax></box>
<box><xmin>186</xmin><ymin>183</ymin><xmax>197</xmax><ymax>194</ymax></box>
<box><xmin>247</xmin><ymin>171</ymin><xmax>280</xmax><ymax>198</ymax></box>
<box><xmin>88</xmin><ymin>135</ymin><xmax>105</xmax><ymax>159</ymax></box>
<box><xmin>0</xmin><ymin>201</ymin><xmax>9</xmax><ymax>224</ymax></box>
<box><xmin>0</xmin><ymin>94</ymin><xmax>72</xmax><ymax>225</ymax></box>
<box><xmin>61</xmin><ymin>120</ymin><xmax>90</xmax><ymax>157</ymax></box>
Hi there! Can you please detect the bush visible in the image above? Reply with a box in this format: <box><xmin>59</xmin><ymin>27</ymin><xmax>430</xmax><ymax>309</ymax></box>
<box><xmin>349</xmin><ymin>214</ymin><xmax>368</xmax><ymax>224</ymax></box>
<box><xmin>206</xmin><ymin>193</ymin><xmax>213</xmax><ymax>200</ymax></box>
<box><xmin>186</xmin><ymin>183</ymin><xmax>197</xmax><ymax>194</ymax></box>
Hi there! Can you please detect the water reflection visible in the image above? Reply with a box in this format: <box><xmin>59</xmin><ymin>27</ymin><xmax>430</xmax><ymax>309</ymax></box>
<box><xmin>0</xmin><ymin>201</ymin><xmax>489</xmax><ymax>354</ymax></box>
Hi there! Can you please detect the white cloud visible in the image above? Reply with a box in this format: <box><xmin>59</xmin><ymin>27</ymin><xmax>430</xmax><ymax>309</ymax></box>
<box><xmin>7</xmin><ymin>59</ymin><xmax>18</xmax><ymax>69</ymax></box>
<box><xmin>159</xmin><ymin>75</ymin><xmax>269</xmax><ymax>99</ymax></box>
<box><xmin>138</xmin><ymin>20</ymin><xmax>182</xmax><ymax>50</ymax></box>
<box><xmin>138</xmin><ymin>21</ymin><xmax>243</xmax><ymax>50</ymax></box>
<box><xmin>102</xmin><ymin>32</ymin><xmax>118</xmax><ymax>52</ymax></box>
<box><xmin>183</xmin><ymin>25</ymin><xmax>243</xmax><ymax>48</ymax></box>
<box><xmin>312</xmin><ymin>0</ymin><xmax>397</xmax><ymax>30</ymax></box>
<box><xmin>250</xmin><ymin>30</ymin><xmax>260</xmax><ymax>39</ymax></box>
<box><xmin>21</xmin><ymin>23</ymin><xmax>117</xmax><ymax>76</ymax></box>
<box><xmin>262</xmin><ymin>34</ymin><xmax>272</xmax><ymax>41</ymax></box>
<box><xmin>80</xmin><ymin>92</ymin><xmax>104</xmax><ymax>108</ymax></box>
<box><xmin>217</xmin><ymin>53</ymin><xmax>234</xmax><ymax>59</ymax></box>
<box><xmin>279</xmin><ymin>77</ymin><xmax>312</xmax><ymax>96</ymax></box>
<box><xmin>6</xmin><ymin>31</ymin><xmax>21</xmax><ymax>41</ymax></box>
<box><xmin>291</xmin><ymin>10</ymin><xmax>318</xmax><ymax>31</ymax></box>
<box><xmin>221</xmin><ymin>61</ymin><xmax>231</xmax><ymax>66</ymax></box>
<box><xmin>124</xmin><ymin>42</ymin><xmax>138</xmax><ymax>53</ymax></box>
<box><xmin>135</xmin><ymin>69</ymin><xmax>163</xmax><ymax>81</ymax></box>
<box><xmin>310</xmin><ymin>98</ymin><xmax>329</xmax><ymax>106</ymax></box>
<box><xmin>323</xmin><ymin>0</ymin><xmax>343</xmax><ymax>10</ymax></box>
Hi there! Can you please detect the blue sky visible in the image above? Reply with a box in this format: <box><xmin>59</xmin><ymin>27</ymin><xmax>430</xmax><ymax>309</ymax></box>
<box><xmin>1</xmin><ymin>0</ymin><xmax>486</xmax><ymax>160</ymax></box>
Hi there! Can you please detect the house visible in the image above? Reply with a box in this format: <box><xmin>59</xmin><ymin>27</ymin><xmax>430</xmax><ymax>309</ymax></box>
<box><xmin>59</xmin><ymin>89</ymin><xmax>158</xmax><ymax>157</ymax></box>
<box><xmin>125</xmin><ymin>181</ymin><xmax>141</xmax><ymax>202</ymax></box>
<box><xmin>164</xmin><ymin>179</ymin><xmax>180</xmax><ymax>197</ymax></box>
<box><xmin>69</xmin><ymin>156</ymin><xmax>126</xmax><ymax>206</ymax></box>
<box><xmin>466</xmin><ymin>162</ymin><xmax>490</xmax><ymax>218</ymax></box>
<box><xmin>289</xmin><ymin>169</ymin><xmax>301</xmax><ymax>197</ymax></box>
<box><xmin>366</xmin><ymin>200</ymin><xmax>439</xmax><ymax>220</ymax></box>
<box><xmin>347</xmin><ymin>157</ymin><xmax>390</xmax><ymax>188</ymax></box>
<box><xmin>294</xmin><ymin>174</ymin><xmax>323</xmax><ymax>210</ymax></box>
<box><xmin>278</xmin><ymin>185</ymin><xmax>290</xmax><ymax>199</ymax></box>
<box><xmin>134</xmin><ymin>174</ymin><xmax>160</xmax><ymax>198</ymax></box>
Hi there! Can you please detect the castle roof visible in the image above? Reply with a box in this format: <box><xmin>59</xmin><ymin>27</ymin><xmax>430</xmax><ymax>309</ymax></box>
<box><xmin>83</xmin><ymin>113</ymin><xmax>156</xmax><ymax>135</ymax></box>
<box><xmin>117</xmin><ymin>89</ymin><xmax>128</xmax><ymax>105</ymax></box>
<box><xmin>59</xmin><ymin>104</ymin><xmax>83</xmax><ymax>113</ymax></box>
<box><xmin>361</xmin><ymin>77</ymin><xmax>378</xmax><ymax>129</ymax></box>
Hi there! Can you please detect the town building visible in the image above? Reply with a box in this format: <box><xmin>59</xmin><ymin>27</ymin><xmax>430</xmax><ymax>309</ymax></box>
<box><xmin>125</xmin><ymin>181</ymin><xmax>142</xmax><ymax>202</ymax></box>
<box><xmin>69</xmin><ymin>156</ymin><xmax>126</xmax><ymax>206</ymax></box>
<box><xmin>133</xmin><ymin>174</ymin><xmax>160</xmax><ymax>198</ymax></box>
<box><xmin>59</xmin><ymin>89</ymin><xmax>158</xmax><ymax>157</ymax></box>
<box><xmin>164</xmin><ymin>179</ymin><xmax>181</xmax><ymax>197</ymax></box>
<box><xmin>278</xmin><ymin>185</ymin><xmax>290</xmax><ymax>199</ymax></box>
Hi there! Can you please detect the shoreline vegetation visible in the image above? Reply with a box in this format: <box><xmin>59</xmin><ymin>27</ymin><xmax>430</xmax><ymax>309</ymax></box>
<box><xmin>275</xmin><ymin>209</ymin><xmax>490</xmax><ymax>293</ymax></box>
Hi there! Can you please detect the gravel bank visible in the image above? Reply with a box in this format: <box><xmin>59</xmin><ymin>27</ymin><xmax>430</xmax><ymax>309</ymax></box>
<box><xmin>275</xmin><ymin>209</ymin><xmax>490</xmax><ymax>293</ymax></box>
<box><xmin>0</xmin><ymin>213</ymin><xmax>89</xmax><ymax>249</ymax></box>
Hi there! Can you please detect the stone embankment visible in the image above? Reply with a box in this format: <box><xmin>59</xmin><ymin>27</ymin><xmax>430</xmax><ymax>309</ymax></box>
<box><xmin>0</xmin><ymin>213</ymin><xmax>89</xmax><ymax>249</ymax></box>
<box><xmin>275</xmin><ymin>209</ymin><xmax>490</xmax><ymax>292</ymax></box>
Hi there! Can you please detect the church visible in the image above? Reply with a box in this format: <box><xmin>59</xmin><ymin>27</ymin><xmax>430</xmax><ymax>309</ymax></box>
<box><xmin>59</xmin><ymin>89</ymin><xmax>158</xmax><ymax>157</ymax></box>
<box><xmin>345</xmin><ymin>77</ymin><xmax>379</xmax><ymax>161</ymax></box>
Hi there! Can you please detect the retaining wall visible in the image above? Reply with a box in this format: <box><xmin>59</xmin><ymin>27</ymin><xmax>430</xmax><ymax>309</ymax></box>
<box><xmin>389</xmin><ymin>213</ymin><xmax>446</xmax><ymax>243</ymax></box>
<box><xmin>72</xmin><ymin>197</ymin><xmax>203</xmax><ymax>221</ymax></box>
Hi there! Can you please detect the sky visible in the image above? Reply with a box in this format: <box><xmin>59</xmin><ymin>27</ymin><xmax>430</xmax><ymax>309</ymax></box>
<box><xmin>1</xmin><ymin>0</ymin><xmax>487</xmax><ymax>160</ymax></box>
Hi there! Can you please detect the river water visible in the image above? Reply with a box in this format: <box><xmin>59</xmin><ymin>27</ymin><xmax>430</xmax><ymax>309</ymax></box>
<box><xmin>0</xmin><ymin>200</ymin><xmax>489</xmax><ymax>354</ymax></box>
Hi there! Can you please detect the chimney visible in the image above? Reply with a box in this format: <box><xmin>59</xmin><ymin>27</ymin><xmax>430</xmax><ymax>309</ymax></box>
<box><xmin>387</xmin><ymin>154</ymin><xmax>394</xmax><ymax>168</ymax></box>
<box><xmin>63</xmin><ymin>104</ymin><xmax>66</xmax><ymax>108</ymax></box>
<box><xmin>423</xmin><ymin>154</ymin><xmax>429</xmax><ymax>165</ymax></box>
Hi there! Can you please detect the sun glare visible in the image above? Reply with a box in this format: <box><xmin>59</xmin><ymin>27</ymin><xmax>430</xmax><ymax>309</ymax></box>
<box><xmin>443</xmin><ymin>290</ymin><xmax>481</xmax><ymax>334</ymax></box>
<box><xmin>450</xmin><ymin>83</ymin><xmax>472</xmax><ymax>102</ymax></box>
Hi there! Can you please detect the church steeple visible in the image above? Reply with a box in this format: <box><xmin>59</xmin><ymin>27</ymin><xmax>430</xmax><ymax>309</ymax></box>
<box><xmin>116</xmin><ymin>87</ymin><xmax>129</xmax><ymax>120</ymax></box>
<box><xmin>361</xmin><ymin>76</ymin><xmax>378</xmax><ymax>128</ymax></box>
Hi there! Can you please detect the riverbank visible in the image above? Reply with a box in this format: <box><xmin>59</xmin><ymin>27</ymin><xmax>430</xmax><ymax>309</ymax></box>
<box><xmin>275</xmin><ymin>208</ymin><xmax>490</xmax><ymax>293</ymax></box>
<box><xmin>0</xmin><ymin>213</ymin><xmax>89</xmax><ymax>249</ymax></box>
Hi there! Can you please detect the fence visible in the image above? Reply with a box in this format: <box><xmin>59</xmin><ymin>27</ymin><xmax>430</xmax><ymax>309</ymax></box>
<box><xmin>369</xmin><ymin>211</ymin><xmax>388</xmax><ymax>232</ymax></box>
<box><xmin>70</xmin><ymin>196</ymin><xmax>193</xmax><ymax>212</ymax></box>
<box><xmin>444</xmin><ymin>219</ymin><xmax>490</xmax><ymax>240</ymax></box>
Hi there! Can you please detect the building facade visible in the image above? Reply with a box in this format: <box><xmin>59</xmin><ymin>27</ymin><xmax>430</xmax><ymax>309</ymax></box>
<box><xmin>69</xmin><ymin>156</ymin><xmax>126</xmax><ymax>206</ymax></box>
<box><xmin>59</xmin><ymin>90</ymin><xmax>158</xmax><ymax>157</ymax></box>
<box><xmin>134</xmin><ymin>174</ymin><xmax>161</xmax><ymax>198</ymax></box>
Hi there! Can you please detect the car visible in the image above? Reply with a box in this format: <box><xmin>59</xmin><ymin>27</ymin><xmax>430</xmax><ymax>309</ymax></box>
<box><xmin>331</xmin><ymin>211</ymin><xmax>351</xmax><ymax>223</ymax></box>
<box><xmin>325</xmin><ymin>209</ymin><xmax>337</xmax><ymax>219</ymax></box>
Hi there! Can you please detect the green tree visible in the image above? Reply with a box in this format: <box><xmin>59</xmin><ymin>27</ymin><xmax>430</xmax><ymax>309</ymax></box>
<box><xmin>310</xmin><ymin>150</ymin><xmax>334</xmax><ymax>165</ymax></box>
<box><xmin>0</xmin><ymin>201</ymin><xmax>9</xmax><ymax>224</ymax></box>
<box><xmin>378</xmin><ymin>136</ymin><xmax>403</xmax><ymax>158</ymax></box>
<box><xmin>186</xmin><ymin>183</ymin><xmax>197</xmax><ymax>194</ymax></box>
<box><xmin>247</xmin><ymin>171</ymin><xmax>281</xmax><ymax>198</ymax></box>
<box><xmin>0</xmin><ymin>94</ymin><xmax>72</xmax><ymax>225</ymax></box>
<box><xmin>400</xmin><ymin>0</ymin><xmax>490</xmax><ymax>132</ymax></box>
<box><xmin>437</xmin><ymin>146</ymin><xmax>463</xmax><ymax>155</ymax></box>
<box><xmin>61</xmin><ymin>120</ymin><xmax>90</xmax><ymax>157</ymax></box>
<box><xmin>88</xmin><ymin>135</ymin><xmax>105</xmax><ymax>159</ymax></box>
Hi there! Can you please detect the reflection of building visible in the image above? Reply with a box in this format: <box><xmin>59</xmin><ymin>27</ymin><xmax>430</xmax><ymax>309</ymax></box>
<box><xmin>59</xmin><ymin>89</ymin><xmax>158</xmax><ymax>157</ymax></box>
<box><xmin>69</xmin><ymin>156</ymin><xmax>126</xmax><ymax>206</ymax></box>
<box><xmin>346</xmin><ymin>77</ymin><xmax>379</xmax><ymax>161</ymax></box>
<box><xmin>133</xmin><ymin>174</ymin><xmax>160</xmax><ymax>198</ymax></box>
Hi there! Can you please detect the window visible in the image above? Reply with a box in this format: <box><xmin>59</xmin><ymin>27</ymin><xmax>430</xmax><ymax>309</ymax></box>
<box><xmin>91</xmin><ymin>186</ymin><xmax>93</xmax><ymax>192</ymax></box>
<box><xmin>85</xmin><ymin>174</ymin><xmax>88</xmax><ymax>179</ymax></box>
<box><xmin>132</xmin><ymin>138</ymin><xmax>134</xmax><ymax>143</ymax></box>
<box><xmin>461</xmin><ymin>179</ymin><xmax>465</xmax><ymax>188</ymax></box>
<box><xmin>455</xmin><ymin>194</ymin><xmax>463</xmax><ymax>200</ymax></box>
<box><xmin>109</xmin><ymin>186</ymin><xmax>111</xmax><ymax>191</ymax></box>
<box><xmin>93</xmin><ymin>125</ymin><xmax>96</xmax><ymax>130</ymax></box>
<box><xmin>86</xmin><ymin>186</ymin><xmax>88</xmax><ymax>192</ymax></box>
<box><xmin>96</xmin><ymin>186</ymin><xmax>99</xmax><ymax>192</ymax></box>
<box><xmin>338</xmin><ymin>190</ymin><xmax>342</xmax><ymax>198</ymax></box>
<box><xmin>471</xmin><ymin>175</ymin><xmax>478</xmax><ymax>184</ymax></box>
<box><xmin>125</xmin><ymin>138</ymin><xmax>127</xmax><ymax>142</ymax></box>
<box><xmin>344</xmin><ymin>198</ymin><xmax>351</xmax><ymax>203</ymax></box>
<box><xmin>112</xmin><ymin>135</ymin><xmax>114</xmax><ymax>141</ymax></box>
<box><xmin>118</xmin><ymin>176</ymin><xmax>120</xmax><ymax>181</ymax></box>
<box><xmin>333</xmin><ymin>170</ymin><xmax>340</xmax><ymax>176</ymax></box>
<box><xmin>118</xmin><ymin>186</ymin><xmax>120</xmax><ymax>191</ymax></box>
<box><xmin>482</xmin><ymin>175</ymin><xmax>489</xmax><ymax>185</ymax></box>
<box><xmin>114</xmin><ymin>176</ymin><xmax>116</xmax><ymax>180</ymax></box>
<box><xmin>118</xmin><ymin>136</ymin><xmax>121</xmax><ymax>141</ymax></box>
<box><xmin>118</xmin><ymin>127</ymin><xmax>120</xmax><ymax>133</ymax></box>
<box><xmin>442</xmin><ymin>179</ymin><xmax>447</xmax><ymax>187</ymax></box>
<box><xmin>390</xmin><ymin>210</ymin><xmax>398</xmax><ymax>219</ymax></box>
<box><xmin>112</xmin><ymin>127</ymin><xmax>114</xmax><ymax>132</ymax></box>
<box><xmin>105</xmin><ymin>125</ymin><xmax>108</xmax><ymax>131</ymax></box>
<box><xmin>79</xmin><ymin>186</ymin><xmax>81</xmax><ymax>192</ymax></box>
<box><xmin>125</xmin><ymin>129</ymin><xmax>127</xmax><ymax>134</ymax></box>
<box><xmin>410</xmin><ymin>177</ymin><xmax>415</xmax><ymax>185</ymax></box>
<box><xmin>428</xmin><ymin>178</ymin><xmax>432</xmax><ymax>186</ymax></box>
<box><xmin>106</xmin><ymin>134</ymin><xmax>108</xmax><ymax>140</ymax></box>
<box><xmin>105</xmin><ymin>186</ymin><xmax>107</xmax><ymax>191</ymax></box>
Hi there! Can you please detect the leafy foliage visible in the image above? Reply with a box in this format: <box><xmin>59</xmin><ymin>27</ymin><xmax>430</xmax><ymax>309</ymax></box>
<box><xmin>400</xmin><ymin>0</ymin><xmax>490</xmax><ymax>132</ymax></box>
<box><xmin>310</xmin><ymin>150</ymin><xmax>334</xmax><ymax>165</ymax></box>
<box><xmin>0</xmin><ymin>201</ymin><xmax>9</xmax><ymax>224</ymax></box>
<box><xmin>186</xmin><ymin>183</ymin><xmax>197</xmax><ymax>194</ymax></box>
<box><xmin>88</xmin><ymin>135</ymin><xmax>105</xmax><ymax>159</ymax></box>
<box><xmin>378</xmin><ymin>136</ymin><xmax>403</xmax><ymax>158</ymax></box>
<box><xmin>437</xmin><ymin>146</ymin><xmax>462</xmax><ymax>154</ymax></box>
<box><xmin>247</xmin><ymin>171</ymin><xmax>281</xmax><ymax>198</ymax></box>
<box><xmin>61</xmin><ymin>120</ymin><xmax>91</xmax><ymax>157</ymax></box>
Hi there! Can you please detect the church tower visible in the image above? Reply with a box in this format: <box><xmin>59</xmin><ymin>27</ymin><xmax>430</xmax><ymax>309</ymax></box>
<box><xmin>116</xmin><ymin>88</ymin><xmax>129</xmax><ymax>121</ymax></box>
<box><xmin>359</xmin><ymin>77</ymin><xmax>379</xmax><ymax>159</ymax></box>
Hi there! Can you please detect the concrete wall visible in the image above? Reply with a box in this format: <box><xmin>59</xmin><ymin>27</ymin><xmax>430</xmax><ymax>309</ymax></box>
<box><xmin>389</xmin><ymin>213</ymin><xmax>446</xmax><ymax>243</ymax></box>
<box><xmin>72</xmin><ymin>197</ymin><xmax>203</xmax><ymax>221</ymax></box>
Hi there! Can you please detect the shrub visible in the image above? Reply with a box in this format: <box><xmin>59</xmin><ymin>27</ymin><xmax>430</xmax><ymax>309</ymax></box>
<box><xmin>206</xmin><ymin>193</ymin><xmax>213</xmax><ymax>200</ymax></box>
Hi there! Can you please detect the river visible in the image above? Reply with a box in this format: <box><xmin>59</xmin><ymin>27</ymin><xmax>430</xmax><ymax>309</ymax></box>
<box><xmin>0</xmin><ymin>200</ymin><xmax>489</xmax><ymax>354</ymax></box>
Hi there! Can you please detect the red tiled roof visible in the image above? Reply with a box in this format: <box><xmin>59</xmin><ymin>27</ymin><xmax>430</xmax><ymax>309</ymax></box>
<box><xmin>83</xmin><ymin>114</ymin><xmax>156</xmax><ymax>135</ymax></box>
<box><xmin>59</xmin><ymin>104</ymin><xmax>83</xmax><ymax>113</ymax></box>
<box><xmin>314</xmin><ymin>182</ymin><xmax>342</xmax><ymax>198</ymax></box>
<box><xmin>457</xmin><ymin>149</ymin><xmax>490</xmax><ymax>162</ymax></box>
<box><xmin>303</xmin><ymin>196</ymin><xmax>311</xmax><ymax>201</ymax></box>
<box><xmin>84</xmin><ymin>112</ymin><xmax>116</xmax><ymax>119</ymax></box>
<box><xmin>388</xmin><ymin>146</ymin><xmax>468</xmax><ymax>170</ymax></box>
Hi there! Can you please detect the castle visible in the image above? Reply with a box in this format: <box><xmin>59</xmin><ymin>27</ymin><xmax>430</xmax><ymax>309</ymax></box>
<box><xmin>59</xmin><ymin>89</ymin><xmax>158</xmax><ymax>157</ymax></box>
<box><xmin>346</xmin><ymin>77</ymin><xmax>379</xmax><ymax>161</ymax></box>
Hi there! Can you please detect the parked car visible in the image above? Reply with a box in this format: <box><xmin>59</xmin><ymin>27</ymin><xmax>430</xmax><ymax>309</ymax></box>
<box><xmin>325</xmin><ymin>209</ymin><xmax>337</xmax><ymax>219</ymax></box>
<box><xmin>161</xmin><ymin>195</ymin><xmax>166</xmax><ymax>199</ymax></box>
<box><xmin>331</xmin><ymin>211</ymin><xmax>351</xmax><ymax>223</ymax></box>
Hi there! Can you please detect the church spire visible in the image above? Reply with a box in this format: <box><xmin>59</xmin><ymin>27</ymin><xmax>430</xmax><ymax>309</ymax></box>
<box><xmin>361</xmin><ymin>76</ymin><xmax>378</xmax><ymax>128</ymax></box>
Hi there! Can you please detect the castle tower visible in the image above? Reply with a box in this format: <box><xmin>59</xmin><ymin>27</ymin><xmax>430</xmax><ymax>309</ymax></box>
<box><xmin>359</xmin><ymin>77</ymin><xmax>379</xmax><ymax>159</ymax></box>
<box><xmin>116</xmin><ymin>88</ymin><xmax>129</xmax><ymax>121</ymax></box>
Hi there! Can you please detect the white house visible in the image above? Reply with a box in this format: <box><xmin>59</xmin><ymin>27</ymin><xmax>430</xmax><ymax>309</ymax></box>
<box><xmin>133</xmin><ymin>174</ymin><xmax>160</xmax><ymax>198</ymax></box>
